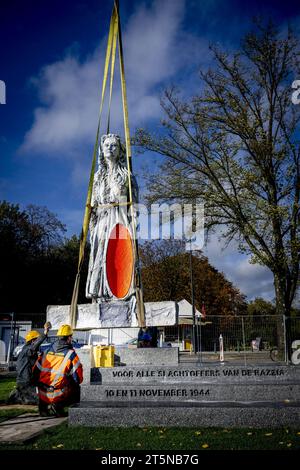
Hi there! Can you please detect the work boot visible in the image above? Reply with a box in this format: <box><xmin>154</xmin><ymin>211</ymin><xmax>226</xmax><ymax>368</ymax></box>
<box><xmin>49</xmin><ymin>404</ymin><xmax>68</xmax><ymax>417</ymax></box>
<box><xmin>39</xmin><ymin>402</ymin><xmax>50</xmax><ymax>417</ymax></box>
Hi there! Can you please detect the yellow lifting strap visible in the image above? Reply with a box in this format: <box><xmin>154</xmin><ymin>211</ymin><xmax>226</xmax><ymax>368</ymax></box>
<box><xmin>69</xmin><ymin>0</ymin><xmax>145</xmax><ymax>328</ymax></box>
<box><xmin>116</xmin><ymin>1</ymin><xmax>145</xmax><ymax>328</ymax></box>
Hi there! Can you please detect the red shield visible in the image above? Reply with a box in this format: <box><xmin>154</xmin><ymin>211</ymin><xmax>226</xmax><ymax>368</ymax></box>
<box><xmin>106</xmin><ymin>223</ymin><xmax>134</xmax><ymax>298</ymax></box>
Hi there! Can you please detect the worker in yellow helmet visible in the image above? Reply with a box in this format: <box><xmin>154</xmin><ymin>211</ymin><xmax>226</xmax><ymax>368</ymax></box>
<box><xmin>34</xmin><ymin>324</ymin><xmax>83</xmax><ymax>417</ymax></box>
<box><xmin>8</xmin><ymin>322</ymin><xmax>52</xmax><ymax>405</ymax></box>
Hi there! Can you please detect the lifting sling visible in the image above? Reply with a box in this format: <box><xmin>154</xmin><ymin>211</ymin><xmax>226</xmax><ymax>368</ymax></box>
<box><xmin>69</xmin><ymin>0</ymin><xmax>145</xmax><ymax>328</ymax></box>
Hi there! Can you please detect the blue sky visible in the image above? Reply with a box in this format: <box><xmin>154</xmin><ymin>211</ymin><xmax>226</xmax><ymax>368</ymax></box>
<box><xmin>1</xmin><ymin>0</ymin><xmax>299</xmax><ymax>303</ymax></box>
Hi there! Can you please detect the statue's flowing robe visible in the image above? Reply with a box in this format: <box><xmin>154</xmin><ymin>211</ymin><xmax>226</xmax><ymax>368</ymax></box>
<box><xmin>86</xmin><ymin>164</ymin><xmax>138</xmax><ymax>303</ymax></box>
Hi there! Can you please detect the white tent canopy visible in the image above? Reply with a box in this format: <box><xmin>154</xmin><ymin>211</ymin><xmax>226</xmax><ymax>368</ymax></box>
<box><xmin>177</xmin><ymin>299</ymin><xmax>202</xmax><ymax>318</ymax></box>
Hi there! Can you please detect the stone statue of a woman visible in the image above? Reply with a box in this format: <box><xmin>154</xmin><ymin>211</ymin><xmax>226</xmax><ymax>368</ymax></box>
<box><xmin>86</xmin><ymin>133</ymin><xmax>138</xmax><ymax>306</ymax></box>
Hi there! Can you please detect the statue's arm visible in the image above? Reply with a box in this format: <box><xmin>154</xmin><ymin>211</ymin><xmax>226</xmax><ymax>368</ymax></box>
<box><xmin>91</xmin><ymin>173</ymin><xmax>99</xmax><ymax>208</ymax></box>
<box><xmin>89</xmin><ymin>172</ymin><xmax>101</xmax><ymax>237</ymax></box>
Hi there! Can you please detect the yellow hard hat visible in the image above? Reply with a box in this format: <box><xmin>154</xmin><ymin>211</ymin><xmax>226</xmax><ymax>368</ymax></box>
<box><xmin>57</xmin><ymin>324</ymin><xmax>73</xmax><ymax>337</ymax></box>
<box><xmin>25</xmin><ymin>330</ymin><xmax>40</xmax><ymax>343</ymax></box>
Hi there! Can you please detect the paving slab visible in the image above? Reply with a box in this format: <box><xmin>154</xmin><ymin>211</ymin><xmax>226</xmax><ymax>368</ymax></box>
<box><xmin>0</xmin><ymin>413</ymin><xmax>67</xmax><ymax>443</ymax></box>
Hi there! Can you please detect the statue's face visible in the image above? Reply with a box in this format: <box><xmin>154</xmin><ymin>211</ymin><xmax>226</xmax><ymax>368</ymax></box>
<box><xmin>102</xmin><ymin>136</ymin><xmax>119</xmax><ymax>162</ymax></box>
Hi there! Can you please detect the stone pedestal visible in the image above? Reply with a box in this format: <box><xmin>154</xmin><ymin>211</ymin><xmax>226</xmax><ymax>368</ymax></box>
<box><xmin>77</xmin><ymin>346</ymin><xmax>179</xmax><ymax>384</ymax></box>
<box><xmin>76</xmin><ymin>347</ymin><xmax>93</xmax><ymax>385</ymax></box>
<box><xmin>70</xmin><ymin>364</ymin><xmax>300</xmax><ymax>428</ymax></box>
<box><xmin>114</xmin><ymin>347</ymin><xmax>179</xmax><ymax>366</ymax></box>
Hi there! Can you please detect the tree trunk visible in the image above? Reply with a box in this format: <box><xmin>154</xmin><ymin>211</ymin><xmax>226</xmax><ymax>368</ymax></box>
<box><xmin>274</xmin><ymin>273</ymin><xmax>292</xmax><ymax>360</ymax></box>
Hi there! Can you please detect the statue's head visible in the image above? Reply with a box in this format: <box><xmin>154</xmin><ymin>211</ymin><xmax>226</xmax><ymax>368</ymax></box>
<box><xmin>98</xmin><ymin>133</ymin><xmax>126</xmax><ymax>168</ymax></box>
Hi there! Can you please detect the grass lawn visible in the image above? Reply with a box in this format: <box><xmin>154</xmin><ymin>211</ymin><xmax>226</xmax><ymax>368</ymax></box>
<box><xmin>0</xmin><ymin>423</ymin><xmax>299</xmax><ymax>451</ymax></box>
<box><xmin>0</xmin><ymin>407</ymin><xmax>38</xmax><ymax>423</ymax></box>
<box><xmin>0</xmin><ymin>375</ymin><xmax>37</xmax><ymax>422</ymax></box>
<box><xmin>0</xmin><ymin>376</ymin><xmax>16</xmax><ymax>403</ymax></box>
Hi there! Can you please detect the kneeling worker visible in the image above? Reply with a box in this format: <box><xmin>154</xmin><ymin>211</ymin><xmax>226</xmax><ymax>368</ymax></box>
<box><xmin>8</xmin><ymin>322</ymin><xmax>51</xmax><ymax>405</ymax></box>
<box><xmin>34</xmin><ymin>324</ymin><xmax>83</xmax><ymax>417</ymax></box>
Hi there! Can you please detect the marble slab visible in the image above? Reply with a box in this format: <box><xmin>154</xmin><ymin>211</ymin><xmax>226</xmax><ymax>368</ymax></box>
<box><xmin>47</xmin><ymin>300</ymin><xmax>177</xmax><ymax>329</ymax></box>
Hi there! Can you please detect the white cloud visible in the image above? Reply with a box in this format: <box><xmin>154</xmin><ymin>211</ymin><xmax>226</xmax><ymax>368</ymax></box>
<box><xmin>204</xmin><ymin>232</ymin><xmax>274</xmax><ymax>301</ymax></box>
<box><xmin>20</xmin><ymin>0</ymin><xmax>208</xmax><ymax>158</ymax></box>
<box><xmin>21</xmin><ymin>54</ymin><xmax>102</xmax><ymax>154</ymax></box>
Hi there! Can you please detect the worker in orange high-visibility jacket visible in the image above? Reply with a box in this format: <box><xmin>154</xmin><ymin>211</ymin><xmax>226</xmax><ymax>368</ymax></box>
<box><xmin>33</xmin><ymin>324</ymin><xmax>83</xmax><ymax>417</ymax></box>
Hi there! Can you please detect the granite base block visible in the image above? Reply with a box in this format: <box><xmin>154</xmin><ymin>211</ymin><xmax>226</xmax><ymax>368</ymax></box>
<box><xmin>69</xmin><ymin>401</ymin><xmax>300</xmax><ymax>428</ymax></box>
<box><xmin>76</xmin><ymin>347</ymin><xmax>92</xmax><ymax>385</ymax></box>
<box><xmin>114</xmin><ymin>347</ymin><xmax>179</xmax><ymax>366</ymax></box>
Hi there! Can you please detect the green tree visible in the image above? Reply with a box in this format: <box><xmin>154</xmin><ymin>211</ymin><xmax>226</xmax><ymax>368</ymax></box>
<box><xmin>47</xmin><ymin>235</ymin><xmax>89</xmax><ymax>305</ymax></box>
<box><xmin>136</xmin><ymin>21</ymin><xmax>300</xmax><ymax>321</ymax></box>
<box><xmin>0</xmin><ymin>201</ymin><xmax>68</xmax><ymax>313</ymax></box>
<box><xmin>247</xmin><ymin>297</ymin><xmax>276</xmax><ymax>316</ymax></box>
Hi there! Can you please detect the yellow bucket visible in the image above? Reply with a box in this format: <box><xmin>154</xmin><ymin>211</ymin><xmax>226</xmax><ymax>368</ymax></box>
<box><xmin>184</xmin><ymin>339</ymin><xmax>192</xmax><ymax>351</ymax></box>
<box><xmin>93</xmin><ymin>345</ymin><xmax>115</xmax><ymax>367</ymax></box>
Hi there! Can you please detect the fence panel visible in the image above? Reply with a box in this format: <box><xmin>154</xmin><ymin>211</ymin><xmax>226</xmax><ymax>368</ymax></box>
<box><xmin>194</xmin><ymin>315</ymin><xmax>291</xmax><ymax>365</ymax></box>
<box><xmin>288</xmin><ymin>316</ymin><xmax>300</xmax><ymax>344</ymax></box>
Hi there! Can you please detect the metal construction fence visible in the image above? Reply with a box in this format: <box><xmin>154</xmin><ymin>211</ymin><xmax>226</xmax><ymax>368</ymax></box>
<box><xmin>183</xmin><ymin>315</ymin><xmax>300</xmax><ymax>365</ymax></box>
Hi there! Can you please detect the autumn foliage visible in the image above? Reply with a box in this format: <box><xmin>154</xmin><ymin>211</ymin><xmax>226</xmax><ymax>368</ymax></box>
<box><xmin>140</xmin><ymin>240</ymin><xmax>247</xmax><ymax>316</ymax></box>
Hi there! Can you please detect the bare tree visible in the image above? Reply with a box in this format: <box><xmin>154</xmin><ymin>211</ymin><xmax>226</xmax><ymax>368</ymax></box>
<box><xmin>25</xmin><ymin>204</ymin><xmax>66</xmax><ymax>253</ymax></box>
